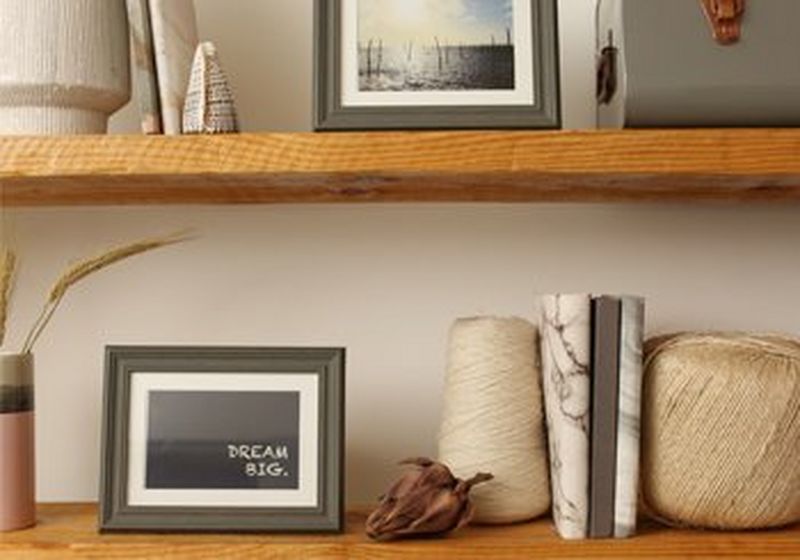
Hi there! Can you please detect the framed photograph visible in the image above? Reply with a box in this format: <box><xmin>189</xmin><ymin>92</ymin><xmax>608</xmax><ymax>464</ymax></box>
<box><xmin>314</xmin><ymin>0</ymin><xmax>560</xmax><ymax>130</ymax></box>
<box><xmin>99</xmin><ymin>346</ymin><xmax>345</xmax><ymax>533</ymax></box>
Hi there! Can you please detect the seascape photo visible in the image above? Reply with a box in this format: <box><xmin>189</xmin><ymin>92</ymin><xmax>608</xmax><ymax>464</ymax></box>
<box><xmin>357</xmin><ymin>0</ymin><xmax>516</xmax><ymax>92</ymax></box>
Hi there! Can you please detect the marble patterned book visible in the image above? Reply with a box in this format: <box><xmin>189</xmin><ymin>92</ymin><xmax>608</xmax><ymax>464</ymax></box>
<box><xmin>149</xmin><ymin>0</ymin><xmax>198</xmax><ymax>134</ymax></box>
<box><xmin>540</xmin><ymin>294</ymin><xmax>592</xmax><ymax>540</ymax></box>
<box><xmin>589</xmin><ymin>296</ymin><xmax>621</xmax><ymax>538</ymax></box>
<box><xmin>126</xmin><ymin>0</ymin><xmax>162</xmax><ymax>134</ymax></box>
<box><xmin>613</xmin><ymin>296</ymin><xmax>645</xmax><ymax>538</ymax></box>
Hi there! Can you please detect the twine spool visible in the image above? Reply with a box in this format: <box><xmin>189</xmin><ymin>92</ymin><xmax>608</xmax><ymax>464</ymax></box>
<box><xmin>438</xmin><ymin>317</ymin><xmax>550</xmax><ymax>524</ymax></box>
<box><xmin>642</xmin><ymin>333</ymin><xmax>800</xmax><ymax>530</ymax></box>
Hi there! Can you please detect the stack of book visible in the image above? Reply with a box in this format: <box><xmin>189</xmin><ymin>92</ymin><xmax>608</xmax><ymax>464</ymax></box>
<box><xmin>126</xmin><ymin>0</ymin><xmax>199</xmax><ymax>134</ymax></box>
<box><xmin>539</xmin><ymin>294</ymin><xmax>645</xmax><ymax>539</ymax></box>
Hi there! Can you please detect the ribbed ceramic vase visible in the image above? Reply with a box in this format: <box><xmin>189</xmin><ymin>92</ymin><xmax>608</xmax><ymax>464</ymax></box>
<box><xmin>0</xmin><ymin>0</ymin><xmax>131</xmax><ymax>134</ymax></box>
<box><xmin>0</xmin><ymin>354</ymin><xmax>35</xmax><ymax>532</ymax></box>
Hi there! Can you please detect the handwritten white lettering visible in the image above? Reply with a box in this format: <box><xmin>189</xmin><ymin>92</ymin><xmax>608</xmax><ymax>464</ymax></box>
<box><xmin>227</xmin><ymin>444</ymin><xmax>289</xmax><ymax>461</ymax></box>
<box><xmin>245</xmin><ymin>462</ymin><xmax>287</xmax><ymax>478</ymax></box>
<box><xmin>227</xmin><ymin>443</ymin><xmax>291</xmax><ymax>478</ymax></box>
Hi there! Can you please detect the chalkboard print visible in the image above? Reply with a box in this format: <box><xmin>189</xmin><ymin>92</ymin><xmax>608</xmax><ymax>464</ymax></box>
<box><xmin>146</xmin><ymin>391</ymin><xmax>300</xmax><ymax>490</ymax></box>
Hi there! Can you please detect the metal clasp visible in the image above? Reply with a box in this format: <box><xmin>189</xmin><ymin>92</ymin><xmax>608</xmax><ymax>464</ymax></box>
<box><xmin>701</xmin><ymin>0</ymin><xmax>745</xmax><ymax>45</ymax></box>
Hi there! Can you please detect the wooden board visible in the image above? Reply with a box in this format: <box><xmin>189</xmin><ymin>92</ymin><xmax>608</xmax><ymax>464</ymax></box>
<box><xmin>0</xmin><ymin>504</ymin><xmax>797</xmax><ymax>559</ymax></box>
<box><xmin>2</xmin><ymin>130</ymin><xmax>800</xmax><ymax>206</ymax></box>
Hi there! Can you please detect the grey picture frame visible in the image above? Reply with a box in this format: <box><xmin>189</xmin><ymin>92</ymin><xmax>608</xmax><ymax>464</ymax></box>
<box><xmin>99</xmin><ymin>346</ymin><xmax>345</xmax><ymax>533</ymax></box>
<box><xmin>314</xmin><ymin>0</ymin><xmax>560</xmax><ymax>130</ymax></box>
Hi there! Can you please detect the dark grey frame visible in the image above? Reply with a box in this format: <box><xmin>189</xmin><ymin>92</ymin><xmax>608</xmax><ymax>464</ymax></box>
<box><xmin>99</xmin><ymin>346</ymin><xmax>345</xmax><ymax>533</ymax></box>
<box><xmin>314</xmin><ymin>0</ymin><xmax>560</xmax><ymax>130</ymax></box>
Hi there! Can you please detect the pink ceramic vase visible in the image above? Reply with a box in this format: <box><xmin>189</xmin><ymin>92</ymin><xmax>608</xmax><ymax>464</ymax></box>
<box><xmin>0</xmin><ymin>353</ymin><xmax>35</xmax><ymax>532</ymax></box>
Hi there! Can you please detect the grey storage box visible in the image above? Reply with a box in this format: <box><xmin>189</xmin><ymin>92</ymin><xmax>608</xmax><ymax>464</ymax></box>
<box><xmin>597</xmin><ymin>0</ymin><xmax>800</xmax><ymax>127</ymax></box>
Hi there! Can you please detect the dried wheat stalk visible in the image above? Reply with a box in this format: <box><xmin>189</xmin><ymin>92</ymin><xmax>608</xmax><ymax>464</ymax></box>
<box><xmin>21</xmin><ymin>232</ymin><xmax>191</xmax><ymax>354</ymax></box>
<box><xmin>0</xmin><ymin>249</ymin><xmax>16</xmax><ymax>348</ymax></box>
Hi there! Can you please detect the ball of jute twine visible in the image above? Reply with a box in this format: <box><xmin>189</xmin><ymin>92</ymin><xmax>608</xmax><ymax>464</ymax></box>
<box><xmin>642</xmin><ymin>332</ymin><xmax>800</xmax><ymax>530</ymax></box>
<box><xmin>438</xmin><ymin>317</ymin><xmax>551</xmax><ymax>524</ymax></box>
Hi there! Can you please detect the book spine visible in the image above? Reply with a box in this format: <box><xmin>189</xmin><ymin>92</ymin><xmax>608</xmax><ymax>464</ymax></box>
<box><xmin>126</xmin><ymin>0</ymin><xmax>162</xmax><ymax>134</ymax></box>
<box><xmin>149</xmin><ymin>0</ymin><xmax>199</xmax><ymax>135</ymax></box>
<box><xmin>613</xmin><ymin>296</ymin><xmax>645</xmax><ymax>538</ymax></box>
<box><xmin>540</xmin><ymin>294</ymin><xmax>592</xmax><ymax>539</ymax></box>
<box><xmin>589</xmin><ymin>296</ymin><xmax>621</xmax><ymax>538</ymax></box>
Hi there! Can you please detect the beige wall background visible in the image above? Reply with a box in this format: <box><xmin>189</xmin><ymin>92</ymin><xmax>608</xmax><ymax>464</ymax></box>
<box><xmin>3</xmin><ymin>0</ymin><xmax>799</xmax><ymax>505</ymax></box>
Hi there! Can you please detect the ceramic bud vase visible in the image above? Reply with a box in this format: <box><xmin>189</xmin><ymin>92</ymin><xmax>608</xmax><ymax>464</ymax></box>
<box><xmin>0</xmin><ymin>354</ymin><xmax>35</xmax><ymax>532</ymax></box>
<box><xmin>0</xmin><ymin>0</ymin><xmax>131</xmax><ymax>134</ymax></box>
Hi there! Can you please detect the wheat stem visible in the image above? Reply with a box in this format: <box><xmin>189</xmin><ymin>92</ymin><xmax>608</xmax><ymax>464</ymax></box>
<box><xmin>0</xmin><ymin>249</ymin><xmax>17</xmax><ymax>348</ymax></box>
<box><xmin>21</xmin><ymin>231</ymin><xmax>191</xmax><ymax>355</ymax></box>
<box><xmin>20</xmin><ymin>298</ymin><xmax>61</xmax><ymax>356</ymax></box>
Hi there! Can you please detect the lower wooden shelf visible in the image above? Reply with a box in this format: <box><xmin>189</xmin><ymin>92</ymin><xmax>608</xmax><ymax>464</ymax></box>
<box><xmin>0</xmin><ymin>504</ymin><xmax>797</xmax><ymax>559</ymax></box>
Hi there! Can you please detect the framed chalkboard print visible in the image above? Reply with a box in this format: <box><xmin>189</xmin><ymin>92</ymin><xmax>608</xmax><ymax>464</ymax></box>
<box><xmin>314</xmin><ymin>0</ymin><xmax>560</xmax><ymax>130</ymax></box>
<box><xmin>99</xmin><ymin>347</ymin><xmax>345</xmax><ymax>533</ymax></box>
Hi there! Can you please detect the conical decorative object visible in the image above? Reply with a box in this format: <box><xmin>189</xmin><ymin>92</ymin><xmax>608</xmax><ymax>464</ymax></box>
<box><xmin>182</xmin><ymin>42</ymin><xmax>239</xmax><ymax>134</ymax></box>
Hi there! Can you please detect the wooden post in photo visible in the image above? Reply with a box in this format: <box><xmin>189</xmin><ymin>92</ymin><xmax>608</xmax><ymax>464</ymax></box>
<box><xmin>366</xmin><ymin>39</ymin><xmax>373</xmax><ymax>77</ymax></box>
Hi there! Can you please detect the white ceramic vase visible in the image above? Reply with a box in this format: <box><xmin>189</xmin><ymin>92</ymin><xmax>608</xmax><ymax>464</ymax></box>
<box><xmin>0</xmin><ymin>0</ymin><xmax>131</xmax><ymax>135</ymax></box>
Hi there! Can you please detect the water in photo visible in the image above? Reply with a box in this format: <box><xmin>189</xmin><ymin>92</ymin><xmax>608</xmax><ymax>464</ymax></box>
<box><xmin>358</xmin><ymin>0</ymin><xmax>516</xmax><ymax>92</ymax></box>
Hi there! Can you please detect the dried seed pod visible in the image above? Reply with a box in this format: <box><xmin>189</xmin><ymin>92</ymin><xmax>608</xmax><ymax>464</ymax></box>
<box><xmin>366</xmin><ymin>458</ymin><xmax>493</xmax><ymax>541</ymax></box>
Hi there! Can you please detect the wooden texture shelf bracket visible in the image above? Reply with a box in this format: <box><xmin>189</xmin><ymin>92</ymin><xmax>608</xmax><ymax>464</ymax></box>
<box><xmin>2</xmin><ymin>130</ymin><xmax>800</xmax><ymax>206</ymax></box>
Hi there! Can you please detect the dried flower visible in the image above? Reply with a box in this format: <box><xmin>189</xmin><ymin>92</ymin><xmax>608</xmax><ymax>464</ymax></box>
<box><xmin>366</xmin><ymin>458</ymin><xmax>493</xmax><ymax>541</ymax></box>
<box><xmin>21</xmin><ymin>231</ymin><xmax>192</xmax><ymax>354</ymax></box>
<box><xmin>0</xmin><ymin>249</ymin><xmax>16</xmax><ymax>348</ymax></box>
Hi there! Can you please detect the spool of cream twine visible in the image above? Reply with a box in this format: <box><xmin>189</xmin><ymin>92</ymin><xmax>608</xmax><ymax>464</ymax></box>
<box><xmin>438</xmin><ymin>317</ymin><xmax>551</xmax><ymax>524</ymax></box>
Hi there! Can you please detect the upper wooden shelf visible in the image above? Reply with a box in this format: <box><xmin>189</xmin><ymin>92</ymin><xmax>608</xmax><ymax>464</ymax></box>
<box><xmin>2</xmin><ymin>130</ymin><xmax>800</xmax><ymax>206</ymax></box>
<box><xmin>1</xmin><ymin>504</ymin><xmax>798</xmax><ymax>559</ymax></box>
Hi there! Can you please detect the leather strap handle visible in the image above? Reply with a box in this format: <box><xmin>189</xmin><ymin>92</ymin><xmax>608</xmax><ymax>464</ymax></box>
<box><xmin>597</xmin><ymin>31</ymin><xmax>618</xmax><ymax>105</ymax></box>
<box><xmin>701</xmin><ymin>0</ymin><xmax>745</xmax><ymax>45</ymax></box>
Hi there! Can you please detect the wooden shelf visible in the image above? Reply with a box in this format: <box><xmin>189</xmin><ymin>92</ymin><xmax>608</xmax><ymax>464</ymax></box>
<box><xmin>0</xmin><ymin>504</ymin><xmax>797</xmax><ymax>559</ymax></box>
<box><xmin>2</xmin><ymin>130</ymin><xmax>800</xmax><ymax>206</ymax></box>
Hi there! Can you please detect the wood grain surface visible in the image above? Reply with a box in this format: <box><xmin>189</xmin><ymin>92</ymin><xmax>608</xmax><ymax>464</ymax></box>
<box><xmin>0</xmin><ymin>504</ymin><xmax>797</xmax><ymax>559</ymax></box>
<box><xmin>2</xmin><ymin>130</ymin><xmax>800</xmax><ymax>205</ymax></box>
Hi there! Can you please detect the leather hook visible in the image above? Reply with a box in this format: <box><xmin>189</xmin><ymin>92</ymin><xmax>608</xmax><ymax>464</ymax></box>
<box><xmin>701</xmin><ymin>0</ymin><xmax>745</xmax><ymax>45</ymax></box>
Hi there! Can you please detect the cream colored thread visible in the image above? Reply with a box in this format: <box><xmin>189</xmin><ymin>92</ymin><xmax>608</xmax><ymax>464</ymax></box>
<box><xmin>438</xmin><ymin>317</ymin><xmax>550</xmax><ymax>524</ymax></box>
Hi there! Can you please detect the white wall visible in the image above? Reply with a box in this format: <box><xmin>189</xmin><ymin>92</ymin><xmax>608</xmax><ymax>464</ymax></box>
<box><xmin>3</xmin><ymin>0</ymin><xmax>800</xmax><ymax>505</ymax></box>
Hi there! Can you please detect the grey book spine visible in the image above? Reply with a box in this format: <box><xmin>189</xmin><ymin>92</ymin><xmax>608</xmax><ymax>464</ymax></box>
<box><xmin>613</xmin><ymin>296</ymin><xmax>645</xmax><ymax>538</ymax></box>
<box><xmin>126</xmin><ymin>0</ymin><xmax>162</xmax><ymax>134</ymax></box>
<box><xmin>589</xmin><ymin>296</ymin><xmax>621</xmax><ymax>538</ymax></box>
